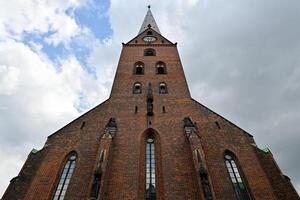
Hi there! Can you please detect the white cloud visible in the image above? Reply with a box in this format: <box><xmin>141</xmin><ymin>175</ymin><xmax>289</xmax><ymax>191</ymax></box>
<box><xmin>0</xmin><ymin>0</ymin><xmax>110</xmax><ymax>194</ymax></box>
<box><xmin>0</xmin><ymin>150</ymin><xmax>24</xmax><ymax>196</ymax></box>
<box><xmin>0</xmin><ymin>0</ymin><xmax>91</xmax><ymax>45</ymax></box>
<box><xmin>0</xmin><ymin>39</ymin><xmax>78</xmax><ymax>139</ymax></box>
<box><xmin>0</xmin><ymin>35</ymin><xmax>112</xmax><ymax>195</ymax></box>
<box><xmin>0</xmin><ymin>65</ymin><xmax>20</xmax><ymax>95</ymax></box>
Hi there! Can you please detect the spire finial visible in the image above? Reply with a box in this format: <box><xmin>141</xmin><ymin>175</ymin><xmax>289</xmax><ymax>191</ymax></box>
<box><xmin>138</xmin><ymin>5</ymin><xmax>161</xmax><ymax>35</ymax></box>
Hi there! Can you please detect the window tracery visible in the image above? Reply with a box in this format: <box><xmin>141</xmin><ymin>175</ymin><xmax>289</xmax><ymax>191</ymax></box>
<box><xmin>145</xmin><ymin>135</ymin><xmax>156</xmax><ymax>200</ymax></box>
<box><xmin>225</xmin><ymin>153</ymin><xmax>251</xmax><ymax>200</ymax></box>
<box><xmin>53</xmin><ymin>153</ymin><xmax>77</xmax><ymax>200</ymax></box>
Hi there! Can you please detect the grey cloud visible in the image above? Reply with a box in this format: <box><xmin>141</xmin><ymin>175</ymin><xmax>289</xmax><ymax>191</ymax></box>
<box><xmin>104</xmin><ymin>0</ymin><xmax>300</xmax><ymax>192</ymax></box>
<box><xmin>174</xmin><ymin>0</ymin><xmax>300</xmax><ymax>191</ymax></box>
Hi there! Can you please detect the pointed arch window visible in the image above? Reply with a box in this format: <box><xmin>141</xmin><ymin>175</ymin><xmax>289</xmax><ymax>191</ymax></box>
<box><xmin>145</xmin><ymin>135</ymin><xmax>156</xmax><ymax>200</ymax></box>
<box><xmin>134</xmin><ymin>62</ymin><xmax>144</xmax><ymax>75</ymax></box>
<box><xmin>144</xmin><ymin>48</ymin><xmax>156</xmax><ymax>56</ymax></box>
<box><xmin>133</xmin><ymin>82</ymin><xmax>142</xmax><ymax>94</ymax></box>
<box><xmin>156</xmin><ymin>62</ymin><xmax>166</xmax><ymax>74</ymax></box>
<box><xmin>53</xmin><ymin>153</ymin><xmax>77</xmax><ymax>200</ymax></box>
<box><xmin>225</xmin><ymin>153</ymin><xmax>251</xmax><ymax>200</ymax></box>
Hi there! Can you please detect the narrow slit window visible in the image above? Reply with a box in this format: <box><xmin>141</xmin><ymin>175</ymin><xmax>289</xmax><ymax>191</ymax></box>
<box><xmin>195</xmin><ymin>149</ymin><xmax>201</xmax><ymax>163</ymax></box>
<box><xmin>99</xmin><ymin>150</ymin><xmax>106</xmax><ymax>163</ymax></box>
<box><xmin>215</xmin><ymin>121</ymin><xmax>221</xmax><ymax>129</ymax></box>
<box><xmin>145</xmin><ymin>135</ymin><xmax>156</xmax><ymax>200</ymax></box>
<box><xmin>52</xmin><ymin>153</ymin><xmax>77</xmax><ymax>200</ymax></box>
<box><xmin>225</xmin><ymin>154</ymin><xmax>251</xmax><ymax>200</ymax></box>
<box><xmin>80</xmin><ymin>121</ymin><xmax>85</xmax><ymax>130</ymax></box>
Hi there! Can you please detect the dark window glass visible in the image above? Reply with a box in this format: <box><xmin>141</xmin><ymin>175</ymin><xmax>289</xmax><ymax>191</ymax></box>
<box><xmin>157</xmin><ymin>67</ymin><xmax>164</xmax><ymax>74</ymax></box>
<box><xmin>144</xmin><ymin>48</ymin><xmax>156</xmax><ymax>56</ymax></box>
<box><xmin>225</xmin><ymin>154</ymin><xmax>251</xmax><ymax>200</ymax></box>
<box><xmin>134</xmin><ymin>62</ymin><xmax>144</xmax><ymax>75</ymax></box>
<box><xmin>136</xmin><ymin>67</ymin><xmax>143</xmax><ymax>74</ymax></box>
<box><xmin>133</xmin><ymin>82</ymin><xmax>142</xmax><ymax>94</ymax></box>
<box><xmin>156</xmin><ymin>62</ymin><xmax>166</xmax><ymax>74</ymax></box>
<box><xmin>159</xmin><ymin>83</ymin><xmax>167</xmax><ymax>94</ymax></box>
<box><xmin>145</xmin><ymin>136</ymin><xmax>156</xmax><ymax>200</ymax></box>
<box><xmin>147</xmin><ymin>31</ymin><xmax>153</xmax><ymax>35</ymax></box>
<box><xmin>53</xmin><ymin>154</ymin><xmax>76</xmax><ymax>200</ymax></box>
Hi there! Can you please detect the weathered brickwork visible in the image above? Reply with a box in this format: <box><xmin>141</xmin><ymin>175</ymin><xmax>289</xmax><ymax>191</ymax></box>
<box><xmin>255</xmin><ymin>149</ymin><xmax>299</xmax><ymax>200</ymax></box>
<box><xmin>2</xmin><ymin>149</ymin><xmax>45</xmax><ymax>200</ymax></box>
<box><xmin>2</xmin><ymin>9</ymin><xmax>299</xmax><ymax>200</ymax></box>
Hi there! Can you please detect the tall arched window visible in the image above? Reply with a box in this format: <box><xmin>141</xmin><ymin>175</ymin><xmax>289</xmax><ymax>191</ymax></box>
<box><xmin>53</xmin><ymin>153</ymin><xmax>77</xmax><ymax>200</ymax></box>
<box><xmin>144</xmin><ymin>48</ymin><xmax>156</xmax><ymax>56</ymax></box>
<box><xmin>156</xmin><ymin>62</ymin><xmax>166</xmax><ymax>74</ymax></box>
<box><xmin>134</xmin><ymin>62</ymin><xmax>144</xmax><ymax>75</ymax></box>
<box><xmin>133</xmin><ymin>82</ymin><xmax>142</xmax><ymax>94</ymax></box>
<box><xmin>224</xmin><ymin>153</ymin><xmax>251</xmax><ymax>200</ymax></box>
<box><xmin>145</xmin><ymin>135</ymin><xmax>156</xmax><ymax>200</ymax></box>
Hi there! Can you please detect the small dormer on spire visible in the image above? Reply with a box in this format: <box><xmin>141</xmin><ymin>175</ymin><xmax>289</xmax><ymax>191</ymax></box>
<box><xmin>138</xmin><ymin>5</ymin><xmax>161</xmax><ymax>35</ymax></box>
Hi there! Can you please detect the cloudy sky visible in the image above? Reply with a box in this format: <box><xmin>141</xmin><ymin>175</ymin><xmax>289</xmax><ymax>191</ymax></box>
<box><xmin>0</xmin><ymin>0</ymin><xmax>299</xmax><ymax>195</ymax></box>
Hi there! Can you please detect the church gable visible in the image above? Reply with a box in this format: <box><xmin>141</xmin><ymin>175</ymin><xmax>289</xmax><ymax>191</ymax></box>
<box><xmin>47</xmin><ymin>99</ymin><xmax>110</xmax><ymax>139</ymax></box>
<box><xmin>126</xmin><ymin>28</ymin><xmax>173</xmax><ymax>45</ymax></box>
<box><xmin>191</xmin><ymin>98</ymin><xmax>253</xmax><ymax>138</ymax></box>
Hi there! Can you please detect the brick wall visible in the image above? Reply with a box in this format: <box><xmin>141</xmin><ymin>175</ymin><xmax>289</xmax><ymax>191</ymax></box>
<box><xmin>2</xmin><ymin>28</ymin><xmax>299</xmax><ymax>200</ymax></box>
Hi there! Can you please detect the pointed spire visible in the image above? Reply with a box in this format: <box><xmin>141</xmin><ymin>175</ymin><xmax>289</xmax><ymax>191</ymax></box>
<box><xmin>138</xmin><ymin>5</ymin><xmax>161</xmax><ymax>35</ymax></box>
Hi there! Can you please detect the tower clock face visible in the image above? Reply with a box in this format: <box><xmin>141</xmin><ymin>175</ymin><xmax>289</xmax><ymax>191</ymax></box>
<box><xmin>143</xmin><ymin>36</ymin><xmax>157</xmax><ymax>42</ymax></box>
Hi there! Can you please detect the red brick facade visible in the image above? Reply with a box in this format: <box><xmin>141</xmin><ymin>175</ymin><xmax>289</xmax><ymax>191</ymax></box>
<box><xmin>2</xmin><ymin>10</ymin><xmax>299</xmax><ymax>200</ymax></box>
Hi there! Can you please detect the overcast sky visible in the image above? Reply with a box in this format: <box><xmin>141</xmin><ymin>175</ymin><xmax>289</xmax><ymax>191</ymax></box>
<box><xmin>0</xmin><ymin>0</ymin><xmax>299</xmax><ymax>196</ymax></box>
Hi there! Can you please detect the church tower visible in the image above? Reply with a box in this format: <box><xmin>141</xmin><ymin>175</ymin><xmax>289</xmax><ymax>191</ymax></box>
<box><xmin>2</xmin><ymin>6</ymin><xmax>299</xmax><ymax>200</ymax></box>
